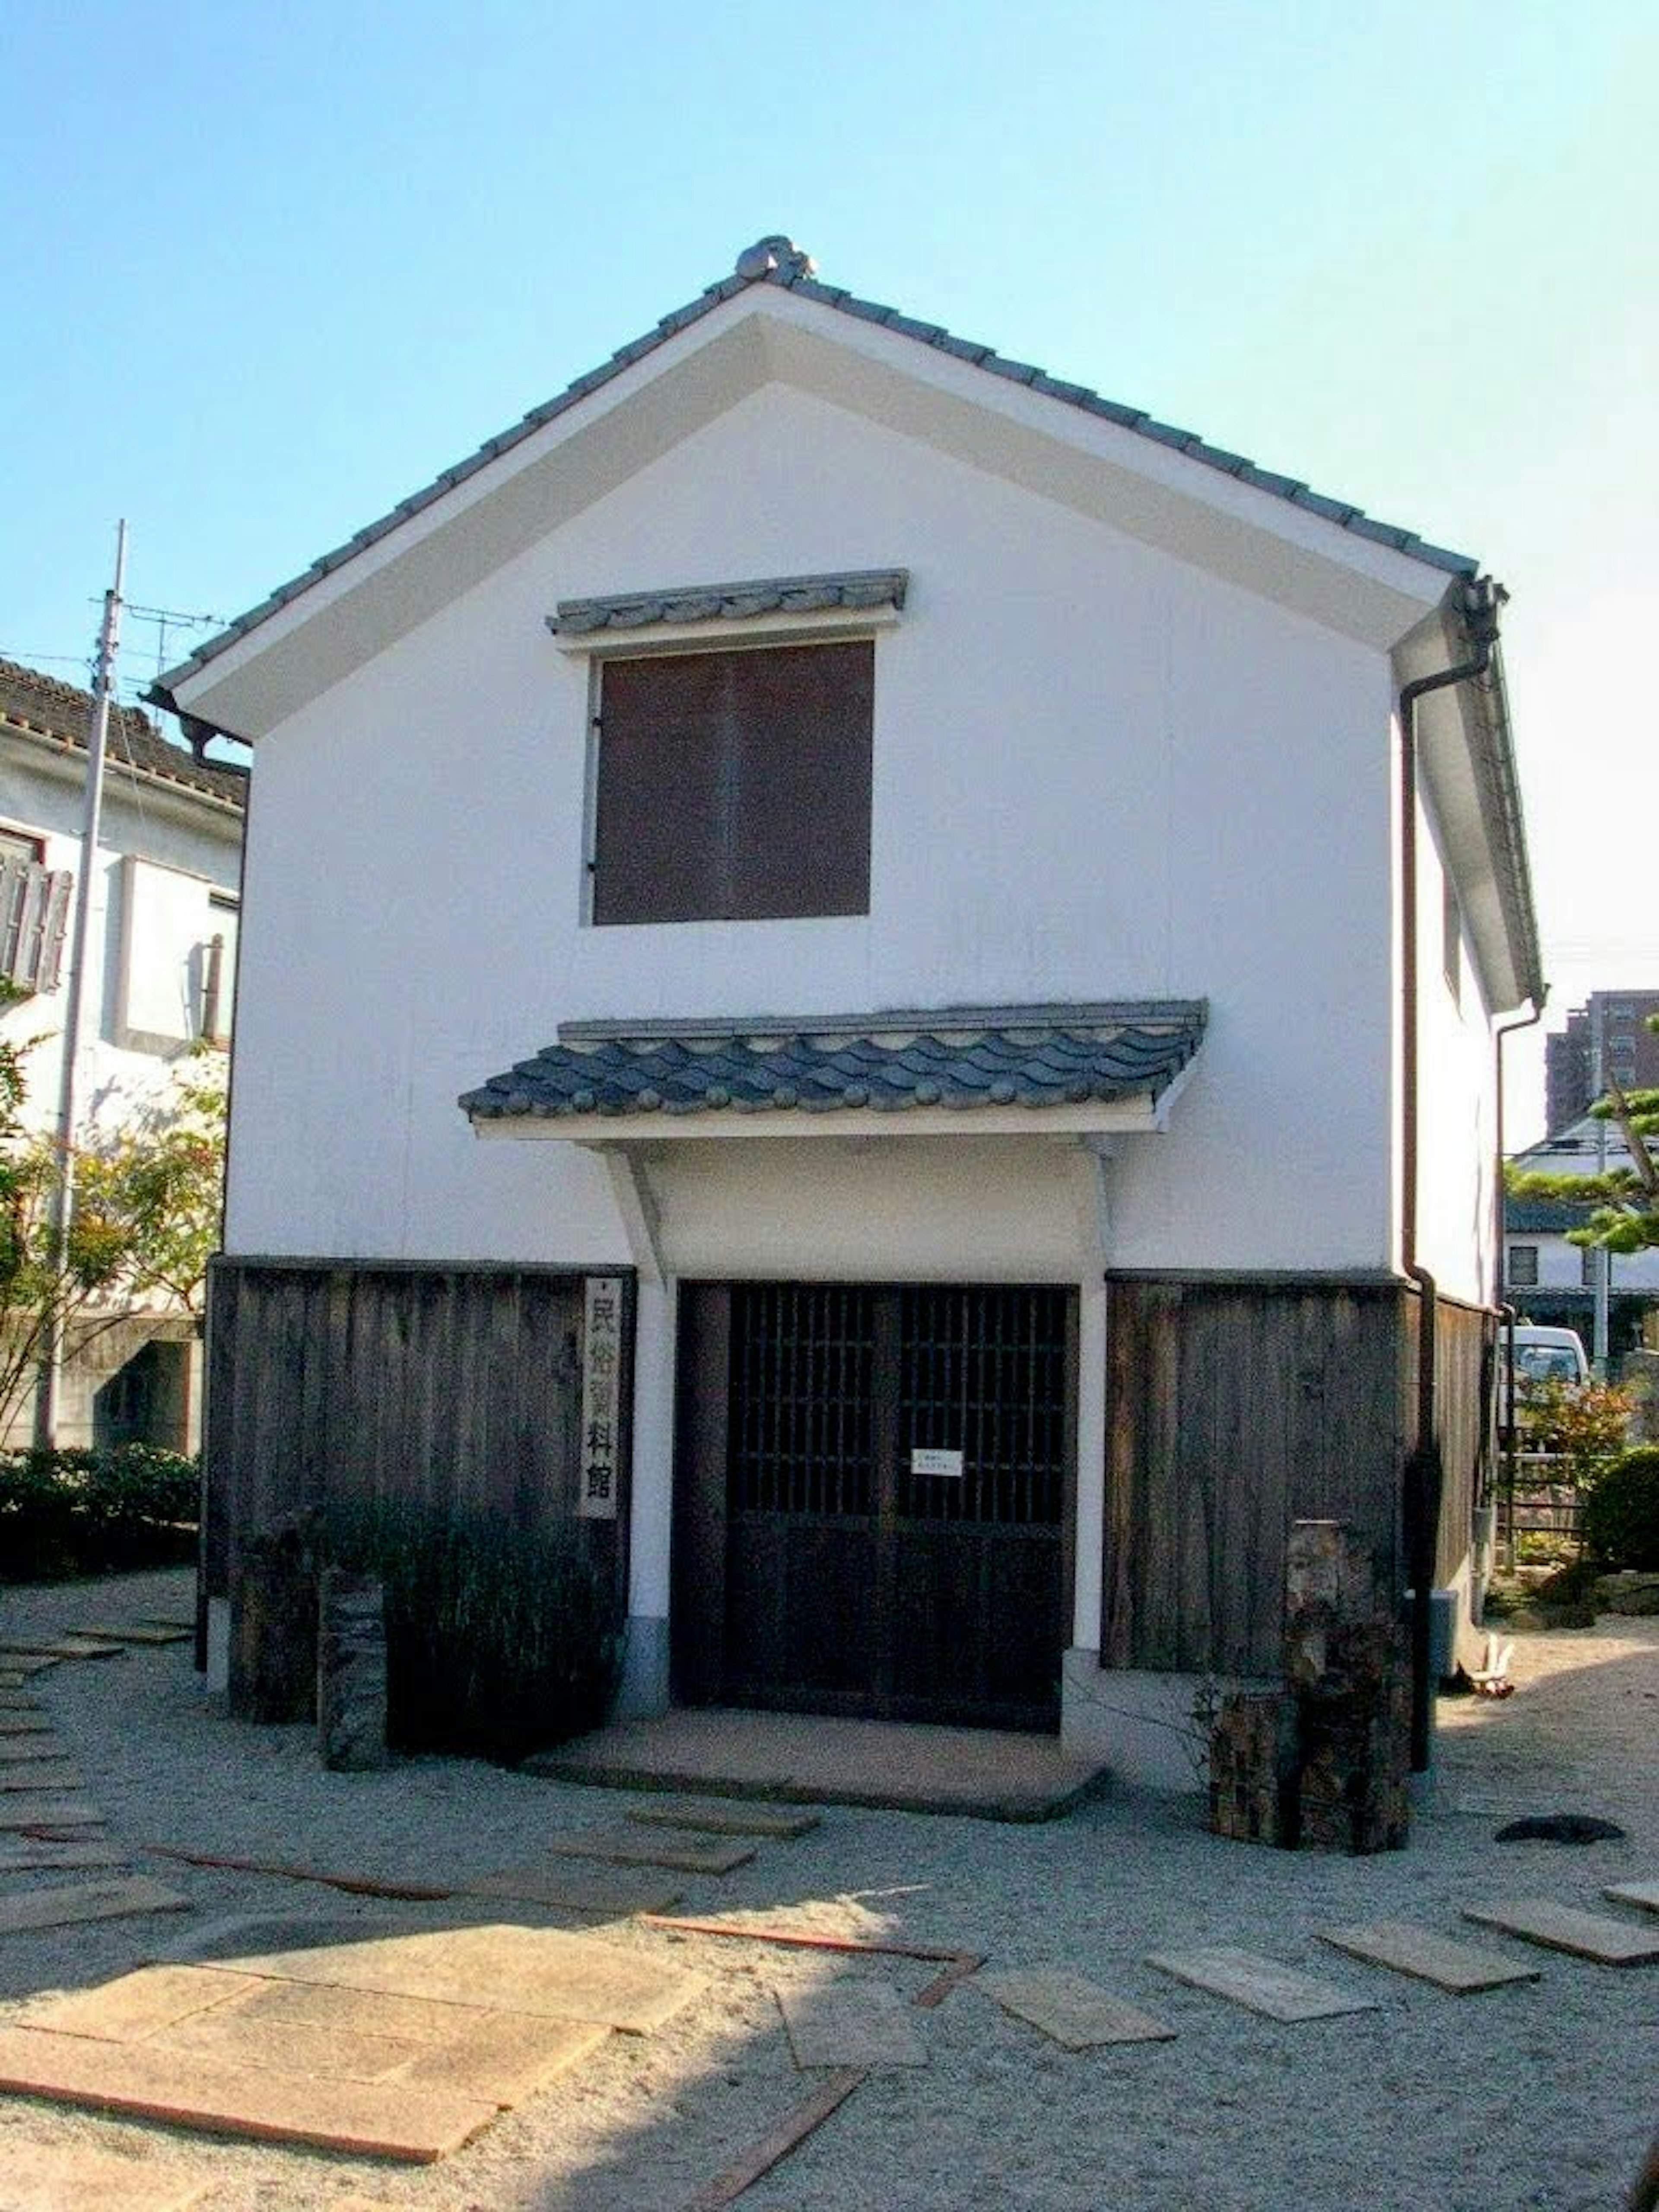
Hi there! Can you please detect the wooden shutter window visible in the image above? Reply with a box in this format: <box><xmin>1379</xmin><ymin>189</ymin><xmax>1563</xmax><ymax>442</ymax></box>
<box><xmin>592</xmin><ymin>642</ymin><xmax>873</xmax><ymax>924</ymax></box>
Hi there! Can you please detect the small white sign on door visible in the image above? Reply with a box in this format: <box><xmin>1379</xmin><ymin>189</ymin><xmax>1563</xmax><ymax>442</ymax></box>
<box><xmin>911</xmin><ymin>1446</ymin><xmax>964</xmax><ymax>1479</ymax></box>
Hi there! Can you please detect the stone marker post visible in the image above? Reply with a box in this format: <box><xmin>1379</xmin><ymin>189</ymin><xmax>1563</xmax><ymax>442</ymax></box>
<box><xmin>317</xmin><ymin>1568</ymin><xmax>389</xmax><ymax>1770</ymax></box>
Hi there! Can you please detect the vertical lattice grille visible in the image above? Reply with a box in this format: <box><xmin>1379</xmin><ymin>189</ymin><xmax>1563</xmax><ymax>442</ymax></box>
<box><xmin>896</xmin><ymin>1286</ymin><xmax>1067</xmax><ymax>1525</ymax></box>
<box><xmin>730</xmin><ymin>1284</ymin><xmax>875</xmax><ymax>1516</ymax></box>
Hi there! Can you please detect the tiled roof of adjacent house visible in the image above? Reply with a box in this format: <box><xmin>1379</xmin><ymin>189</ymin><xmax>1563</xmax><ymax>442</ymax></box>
<box><xmin>156</xmin><ymin>236</ymin><xmax>1475</xmax><ymax>701</ymax></box>
<box><xmin>0</xmin><ymin>658</ymin><xmax>246</xmax><ymax>812</ymax></box>
<box><xmin>461</xmin><ymin>1002</ymin><xmax>1206</xmax><ymax>1124</ymax></box>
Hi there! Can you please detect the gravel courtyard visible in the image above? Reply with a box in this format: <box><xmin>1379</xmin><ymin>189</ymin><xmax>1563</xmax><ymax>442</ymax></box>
<box><xmin>0</xmin><ymin>1567</ymin><xmax>1656</xmax><ymax>2212</ymax></box>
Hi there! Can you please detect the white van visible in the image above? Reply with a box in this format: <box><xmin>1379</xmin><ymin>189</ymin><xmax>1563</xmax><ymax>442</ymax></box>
<box><xmin>1506</xmin><ymin>1323</ymin><xmax>1590</xmax><ymax>1387</ymax></box>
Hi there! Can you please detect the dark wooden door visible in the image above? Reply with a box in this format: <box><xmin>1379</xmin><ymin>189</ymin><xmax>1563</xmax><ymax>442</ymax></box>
<box><xmin>673</xmin><ymin>1283</ymin><xmax>1074</xmax><ymax>1729</ymax></box>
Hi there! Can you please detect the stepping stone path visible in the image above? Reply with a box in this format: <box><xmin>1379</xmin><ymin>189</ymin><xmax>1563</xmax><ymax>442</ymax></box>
<box><xmin>777</xmin><ymin>1980</ymin><xmax>928</xmax><ymax>2069</ymax></box>
<box><xmin>1146</xmin><ymin>1945</ymin><xmax>1380</xmax><ymax>2021</ymax></box>
<box><xmin>0</xmin><ymin>2136</ymin><xmax>214</xmax><ymax>2211</ymax></box>
<box><xmin>73</xmin><ymin>1621</ymin><xmax>194</xmax><ymax>1646</ymax></box>
<box><xmin>547</xmin><ymin>1824</ymin><xmax>757</xmax><ymax>1876</ymax></box>
<box><xmin>979</xmin><ymin>1969</ymin><xmax>1175</xmax><ymax>2048</ymax></box>
<box><xmin>1605</xmin><ymin>1878</ymin><xmax>1659</xmax><ymax>1915</ymax></box>
<box><xmin>626</xmin><ymin>1799</ymin><xmax>820</xmax><ymax>1841</ymax></box>
<box><xmin>0</xmin><ymin>1683</ymin><xmax>180</xmax><ymax>1929</ymax></box>
<box><xmin>1462</xmin><ymin>1898</ymin><xmax>1659</xmax><ymax>1965</ymax></box>
<box><xmin>0</xmin><ymin>1927</ymin><xmax>689</xmax><ymax>2161</ymax></box>
<box><xmin>1318</xmin><ymin>1920</ymin><xmax>1542</xmax><ymax>1994</ymax></box>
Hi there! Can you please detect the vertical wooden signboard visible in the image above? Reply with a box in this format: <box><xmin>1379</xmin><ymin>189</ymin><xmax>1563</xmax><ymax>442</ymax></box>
<box><xmin>578</xmin><ymin>1275</ymin><xmax>625</xmax><ymax>1519</ymax></box>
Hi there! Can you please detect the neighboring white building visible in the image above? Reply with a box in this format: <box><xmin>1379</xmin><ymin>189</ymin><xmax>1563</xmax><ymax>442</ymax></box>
<box><xmin>161</xmin><ymin>238</ymin><xmax>1543</xmax><ymax>1782</ymax></box>
<box><xmin>0</xmin><ymin>658</ymin><xmax>245</xmax><ymax>1448</ymax></box>
<box><xmin>1506</xmin><ymin>1113</ymin><xmax>1659</xmax><ymax>1363</ymax></box>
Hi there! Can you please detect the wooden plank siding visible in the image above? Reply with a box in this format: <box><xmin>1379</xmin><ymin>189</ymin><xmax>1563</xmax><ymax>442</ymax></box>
<box><xmin>1420</xmin><ymin>1292</ymin><xmax>1499</xmax><ymax>1589</ymax></box>
<box><xmin>202</xmin><ymin>1259</ymin><xmax>623</xmax><ymax>1602</ymax></box>
<box><xmin>1103</xmin><ymin>1280</ymin><xmax>1415</xmax><ymax>1677</ymax></box>
<box><xmin>1103</xmin><ymin>1277</ymin><xmax>1497</xmax><ymax>1677</ymax></box>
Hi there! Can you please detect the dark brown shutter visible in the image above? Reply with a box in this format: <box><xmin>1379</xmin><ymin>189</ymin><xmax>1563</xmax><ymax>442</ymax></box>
<box><xmin>592</xmin><ymin>642</ymin><xmax>872</xmax><ymax>924</ymax></box>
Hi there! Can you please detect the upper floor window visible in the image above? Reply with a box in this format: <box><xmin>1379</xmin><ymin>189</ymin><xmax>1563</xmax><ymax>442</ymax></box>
<box><xmin>590</xmin><ymin>642</ymin><xmax>873</xmax><ymax>925</ymax></box>
<box><xmin>1506</xmin><ymin>1244</ymin><xmax>1538</xmax><ymax>1288</ymax></box>
<box><xmin>0</xmin><ymin>829</ymin><xmax>72</xmax><ymax>996</ymax></box>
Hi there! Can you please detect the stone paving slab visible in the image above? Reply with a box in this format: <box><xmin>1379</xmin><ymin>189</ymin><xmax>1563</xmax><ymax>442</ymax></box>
<box><xmin>1145</xmin><ymin>1946</ymin><xmax>1381</xmax><ymax>2021</ymax></box>
<box><xmin>27</xmin><ymin>1965</ymin><xmax>264</xmax><ymax>2042</ymax></box>
<box><xmin>1318</xmin><ymin>1921</ymin><xmax>1543</xmax><ymax>1993</ymax></box>
<box><xmin>0</xmin><ymin>2026</ymin><xmax>496</xmax><ymax>2162</ymax></box>
<box><xmin>1462</xmin><ymin>1899</ymin><xmax>1659</xmax><ymax>1965</ymax></box>
<box><xmin>531</xmin><ymin>1708</ymin><xmax>1104</xmax><ymax>1821</ymax></box>
<box><xmin>1606</xmin><ymin>1879</ymin><xmax>1659</xmax><ymax>1915</ymax></box>
<box><xmin>776</xmin><ymin>1979</ymin><xmax>928</xmax><ymax>2069</ymax></box>
<box><xmin>0</xmin><ymin>1877</ymin><xmax>190</xmax><ymax>1936</ymax></box>
<box><xmin>161</xmin><ymin>1998</ymin><xmax>424</xmax><ymax>2083</ymax></box>
<box><xmin>0</xmin><ymin>1733</ymin><xmax>73</xmax><ymax>1759</ymax></box>
<box><xmin>394</xmin><ymin>2011</ymin><xmax>609</xmax><ymax>2104</ymax></box>
<box><xmin>192</xmin><ymin>1973</ymin><xmax>487</xmax><ymax>2048</ymax></box>
<box><xmin>0</xmin><ymin>1763</ymin><xmax>83</xmax><ymax>1792</ymax></box>
<box><xmin>462</xmin><ymin>1862</ymin><xmax>684</xmax><ymax>1915</ymax></box>
<box><xmin>0</xmin><ymin>2136</ymin><xmax>214</xmax><ymax>2211</ymax></box>
<box><xmin>0</xmin><ymin>1640</ymin><xmax>120</xmax><ymax>1663</ymax></box>
<box><xmin>0</xmin><ymin>1710</ymin><xmax>53</xmax><ymax>1730</ymax></box>
<box><xmin>0</xmin><ymin>1653</ymin><xmax>62</xmax><ymax>1675</ymax></box>
<box><xmin>547</xmin><ymin>1826</ymin><xmax>755</xmax><ymax>1876</ymax></box>
<box><xmin>978</xmin><ymin>1968</ymin><xmax>1176</xmax><ymax>2048</ymax></box>
<box><xmin>0</xmin><ymin>1837</ymin><xmax>129</xmax><ymax>1875</ymax></box>
<box><xmin>73</xmin><ymin>1622</ymin><xmax>194</xmax><ymax>1646</ymax></box>
<box><xmin>0</xmin><ymin>1796</ymin><xmax>106</xmax><ymax>1831</ymax></box>
<box><xmin>625</xmin><ymin>1801</ymin><xmax>820</xmax><ymax>1841</ymax></box>
<box><xmin>201</xmin><ymin>1921</ymin><xmax>703</xmax><ymax>2034</ymax></box>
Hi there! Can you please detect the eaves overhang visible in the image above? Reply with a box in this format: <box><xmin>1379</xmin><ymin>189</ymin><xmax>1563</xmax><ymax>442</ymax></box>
<box><xmin>461</xmin><ymin>1001</ymin><xmax>1207</xmax><ymax>1144</ymax></box>
<box><xmin>1398</xmin><ymin>587</ymin><xmax>1544</xmax><ymax>1015</ymax></box>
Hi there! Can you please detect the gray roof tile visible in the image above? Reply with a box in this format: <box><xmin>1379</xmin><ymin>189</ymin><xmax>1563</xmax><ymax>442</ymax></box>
<box><xmin>549</xmin><ymin>567</ymin><xmax>909</xmax><ymax>639</ymax></box>
<box><xmin>461</xmin><ymin>1001</ymin><xmax>1206</xmax><ymax>1126</ymax></box>
<box><xmin>156</xmin><ymin>238</ymin><xmax>1479</xmax><ymax>709</ymax></box>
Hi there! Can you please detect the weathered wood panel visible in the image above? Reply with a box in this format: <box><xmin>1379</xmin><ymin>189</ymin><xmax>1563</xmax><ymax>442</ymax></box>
<box><xmin>203</xmin><ymin>1260</ymin><xmax>621</xmax><ymax>1601</ymax></box>
<box><xmin>1103</xmin><ymin>1280</ymin><xmax>1409</xmax><ymax>1676</ymax></box>
<box><xmin>1416</xmin><ymin>1291</ymin><xmax>1497</xmax><ymax>1588</ymax></box>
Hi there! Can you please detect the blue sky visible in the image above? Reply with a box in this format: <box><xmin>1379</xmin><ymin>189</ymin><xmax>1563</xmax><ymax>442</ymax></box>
<box><xmin>4</xmin><ymin>0</ymin><xmax>1655</xmax><ymax>1136</ymax></box>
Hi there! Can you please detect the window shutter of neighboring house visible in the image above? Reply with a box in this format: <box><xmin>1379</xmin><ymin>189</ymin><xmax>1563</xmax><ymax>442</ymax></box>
<box><xmin>593</xmin><ymin>642</ymin><xmax>874</xmax><ymax>924</ymax></box>
<box><xmin>0</xmin><ymin>856</ymin><xmax>74</xmax><ymax>994</ymax></box>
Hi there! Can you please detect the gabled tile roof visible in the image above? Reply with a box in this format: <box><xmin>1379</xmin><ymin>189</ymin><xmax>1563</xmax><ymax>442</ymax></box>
<box><xmin>461</xmin><ymin>1001</ymin><xmax>1206</xmax><ymax>1125</ymax></box>
<box><xmin>157</xmin><ymin>236</ymin><xmax>1475</xmax><ymax>702</ymax></box>
<box><xmin>0</xmin><ymin>658</ymin><xmax>246</xmax><ymax>814</ymax></box>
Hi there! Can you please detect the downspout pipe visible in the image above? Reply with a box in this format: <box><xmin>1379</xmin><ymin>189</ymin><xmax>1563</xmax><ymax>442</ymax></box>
<box><xmin>1396</xmin><ymin>575</ymin><xmax>1503</xmax><ymax>1778</ymax></box>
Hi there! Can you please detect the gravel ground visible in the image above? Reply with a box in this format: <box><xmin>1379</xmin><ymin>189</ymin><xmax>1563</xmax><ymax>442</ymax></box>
<box><xmin>1</xmin><ymin>1567</ymin><xmax>1656</xmax><ymax>2212</ymax></box>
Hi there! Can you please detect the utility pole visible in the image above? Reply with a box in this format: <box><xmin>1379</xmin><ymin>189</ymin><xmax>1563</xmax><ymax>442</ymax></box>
<box><xmin>35</xmin><ymin>521</ymin><xmax>127</xmax><ymax>1449</ymax></box>
<box><xmin>1592</xmin><ymin>995</ymin><xmax>1611</xmax><ymax>1375</ymax></box>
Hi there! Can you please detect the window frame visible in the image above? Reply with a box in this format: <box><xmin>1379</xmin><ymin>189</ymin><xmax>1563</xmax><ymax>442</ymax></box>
<box><xmin>565</xmin><ymin>603</ymin><xmax>899</xmax><ymax>929</ymax></box>
<box><xmin>1506</xmin><ymin>1243</ymin><xmax>1539</xmax><ymax>1290</ymax></box>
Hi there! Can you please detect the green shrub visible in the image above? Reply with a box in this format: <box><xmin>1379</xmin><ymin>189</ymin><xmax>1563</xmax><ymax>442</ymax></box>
<box><xmin>325</xmin><ymin>1500</ymin><xmax>622</xmax><ymax>1766</ymax></box>
<box><xmin>0</xmin><ymin>1445</ymin><xmax>199</xmax><ymax>1580</ymax></box>
<box><xmin>1581</xmin><ymin>1445</ymin><xmax>1659</xmax><ymax>1570</ymax></box>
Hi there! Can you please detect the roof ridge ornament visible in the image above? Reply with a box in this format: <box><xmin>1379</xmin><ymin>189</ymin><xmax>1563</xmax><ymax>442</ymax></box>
<box><xmin>735</xmin><ymin>235</ymin><xmax>815</xmax><ymax>283</ymax></box>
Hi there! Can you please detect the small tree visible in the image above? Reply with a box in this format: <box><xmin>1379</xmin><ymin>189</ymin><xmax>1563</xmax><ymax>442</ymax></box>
<box><xmin>1508</xmin><ymin>1015</ymin><xmax>1659</xmax><ymax>1255</ymax></box>
<box><xmin>0</xmin><ymin>1039</ymin><xmax>226</xmax><ymax>1438</ymax></box>
<box><xmin>1519</xmin><ymin>1376</ymin><xmax>1634</xmax><ymax>1483</ymax></box>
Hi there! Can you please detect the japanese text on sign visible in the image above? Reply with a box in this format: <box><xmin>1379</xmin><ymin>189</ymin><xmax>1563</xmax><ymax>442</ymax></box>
<box><xmin>578</xmin><ymin>1276</ymin><xmax>624</xmax><ymax>1519</ymax></box>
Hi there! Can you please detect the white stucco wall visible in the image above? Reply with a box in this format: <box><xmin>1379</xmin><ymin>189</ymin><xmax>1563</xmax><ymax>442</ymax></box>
<box><xmin>1411</xmin><ymin>785</ymin><xmax>1503</xmax><ymax>1305</ymax></box>
<box><xmin>0</xmin><ymin>754</ymin><xmax>242</xmax><ymax>1144</ymax></box>
<box><xmin>226</xmin><ymin>380</ymin><xmax>1402</xmax><ymax>1274</ymax></box>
